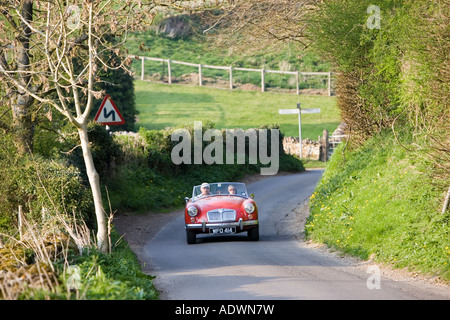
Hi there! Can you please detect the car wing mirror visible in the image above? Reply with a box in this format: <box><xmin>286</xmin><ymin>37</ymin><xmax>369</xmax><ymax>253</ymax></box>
<box><xmin>185</xmin><ymin>197</ymin><xmax>190</xmax><ymax>203</ymax></box>
<box><xmin>250</xmin><ymin>193</ymin><xmax>255</xmax><ymax>199</ymax></box>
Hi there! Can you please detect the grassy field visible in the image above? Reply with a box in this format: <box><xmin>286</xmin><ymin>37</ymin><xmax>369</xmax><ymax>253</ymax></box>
<box><xmin>126</xmin><ymin>29</ymin><xmax>331</xmax><ymax>91</ymax></box>
<box><xmin>134</xmin><ymin>81</ymin><xmax>339</xmax><ymax>140</ymax></box>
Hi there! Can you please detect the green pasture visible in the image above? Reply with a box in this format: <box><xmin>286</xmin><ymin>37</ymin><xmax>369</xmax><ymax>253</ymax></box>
<box><xmin>134</xmin><ymin>81</ymin><xmax>339</xmax><ymax>139</ymax></box>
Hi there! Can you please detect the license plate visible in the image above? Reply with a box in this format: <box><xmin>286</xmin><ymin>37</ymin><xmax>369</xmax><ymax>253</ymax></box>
<box><xmin>209</xmin><ymin>227</ymin><xmax>236</xmax><ymax>235</ymax></box>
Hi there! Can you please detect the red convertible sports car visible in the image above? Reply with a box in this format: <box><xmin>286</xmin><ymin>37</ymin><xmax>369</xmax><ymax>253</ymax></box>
<box><xmin>184</xmin><ymin>182</ymin><xmax>259</xmax><ymax>244</ymax></box>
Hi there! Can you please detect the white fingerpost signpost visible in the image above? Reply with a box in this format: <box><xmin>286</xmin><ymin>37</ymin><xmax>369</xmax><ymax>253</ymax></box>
<box><xmin>279</xmin><ymin>103</ymin><xmax>320</xmax><ymax>159</ymax></box>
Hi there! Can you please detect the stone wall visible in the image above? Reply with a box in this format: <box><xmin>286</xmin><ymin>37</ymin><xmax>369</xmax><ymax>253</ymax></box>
<box><xmin>282</xmin><ymin>137</ymin><xmax>322</xmax><ymax>160</ymax></box>
<box><xmin>282</xmin><ymin>123</ymin><xmax>348</xmax><ymax>161</ymax></box>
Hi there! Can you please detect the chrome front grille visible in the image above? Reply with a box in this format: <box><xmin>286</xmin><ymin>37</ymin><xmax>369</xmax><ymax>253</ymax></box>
<box><xmin>207</xmin><ymin>209</ymin><xmax>236</xmax><ymax>222</ymax></box>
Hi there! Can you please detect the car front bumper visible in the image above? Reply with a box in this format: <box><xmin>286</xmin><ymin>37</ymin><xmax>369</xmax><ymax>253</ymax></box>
<box><xmin>185</xmin><ymin>218</ymin><xmax>258</xmax><ymax>232</ymax></box>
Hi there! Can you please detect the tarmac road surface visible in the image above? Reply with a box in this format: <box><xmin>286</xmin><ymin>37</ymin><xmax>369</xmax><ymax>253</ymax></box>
<box><xmin>143</xmin><ymin>170</ymin><xmax>450</xmax><ymax>300</ymax></box>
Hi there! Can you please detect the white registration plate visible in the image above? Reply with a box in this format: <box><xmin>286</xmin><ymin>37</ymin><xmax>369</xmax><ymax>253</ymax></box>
<box><xmin>209</xmin><ymin>227</ymin><xmax>236</xmax><ymax>235</ymax></box>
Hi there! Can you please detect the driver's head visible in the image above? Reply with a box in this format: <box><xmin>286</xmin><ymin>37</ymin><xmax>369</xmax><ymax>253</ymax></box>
<box><xmin>200</xmin><ymin>183</ymin><xmax>210</xmax><ymax>195</ymax></box>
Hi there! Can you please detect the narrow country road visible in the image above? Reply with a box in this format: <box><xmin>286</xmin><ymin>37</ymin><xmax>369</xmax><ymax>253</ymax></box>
<box><xmin>142</xmin><ymin>170</ymin><xmax>450</xmax><ymax>300</ymax></box>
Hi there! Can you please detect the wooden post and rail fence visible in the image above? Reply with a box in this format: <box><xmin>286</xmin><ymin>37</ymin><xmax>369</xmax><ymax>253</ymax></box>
<box><xmin>129</xmin><ymin>55</ymin><xmax>333</xmax><ymax>96</ymax></box>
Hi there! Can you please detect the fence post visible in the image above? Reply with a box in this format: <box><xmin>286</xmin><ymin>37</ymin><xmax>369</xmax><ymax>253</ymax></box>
<box><xmin>132</xmin><ymin>55</ymin><xmax>332</xmax><ymax>93</ymax></box>
<box><xmin>261</xmin><ymin>69</ymin><xmax>265</xmax><ymax>92</ymax></box>
<box><xmin>321</xmin><ymin>129</ymin><xmax>329</xmax><ymax>162</ymax></box>
<box><xmin>167</xmin><ymin>59</ymin><xmax>172</xmax><ymax>84</ymax></box>
<box><xmin>18</xmin><ymin>205</ymin><xmax>24</xmax><ymax>240</ymax></box>
<box><xmin>328</xmin><ymin>72</ymin><xmax>331</xmax><ymax>96</ymax></box>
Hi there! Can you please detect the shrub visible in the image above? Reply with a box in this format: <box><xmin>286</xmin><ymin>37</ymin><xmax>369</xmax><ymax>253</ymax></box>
<box><xmin>1</xmin><ymin>230</ymin><xmax>158</xmax><ymax>300</ymax></box>
<box><xmin>307</xmin><ymin>0</ymin><xmax>449</xmax><ymax>179</ymax></box>
<box><xmin>0</xmin><ymin>133</ymin><xmax>93</xmax><ymax>235</ymax></box>
<box><xmin>53</xmin><ymin>233</ymin><xmax>158</xmax><ymax>300</ymax></box>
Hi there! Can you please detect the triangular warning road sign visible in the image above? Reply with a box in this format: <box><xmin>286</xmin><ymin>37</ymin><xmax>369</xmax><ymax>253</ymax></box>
<box><xmin>94</xmin><ymin>94</ymin><xmax>125</xmax><ymax>125</ymax></box>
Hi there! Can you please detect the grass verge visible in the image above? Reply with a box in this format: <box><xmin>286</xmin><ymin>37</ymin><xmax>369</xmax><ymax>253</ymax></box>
<box><xmin>306</xmin><ymin>130</ymin><xmax>449</xmax><ymax>281</ymax></box>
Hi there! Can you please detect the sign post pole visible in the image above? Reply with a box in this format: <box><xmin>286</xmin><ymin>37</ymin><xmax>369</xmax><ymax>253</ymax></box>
<box><xmin>278</xmin><ymin>105</ymin><xmax>321</xmax><ymax>159</ymax></box>
<box><xmin>297</xmin><ymin>103</ymin><xmax>302</xmax><ymax>159</ymax></box>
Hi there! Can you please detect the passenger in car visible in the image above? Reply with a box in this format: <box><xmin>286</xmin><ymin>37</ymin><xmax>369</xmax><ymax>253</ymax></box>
<box><xmin>228</xmin><ymin>185</ymin><xmax>237</xmax><ymax>195</ymax></box>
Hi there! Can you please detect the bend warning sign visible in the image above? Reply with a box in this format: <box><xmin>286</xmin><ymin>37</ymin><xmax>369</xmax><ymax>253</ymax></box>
<box><xmin>94</xmin><ymin>95</ymin><xmax>125</xmax><ymax>125</ymax></box>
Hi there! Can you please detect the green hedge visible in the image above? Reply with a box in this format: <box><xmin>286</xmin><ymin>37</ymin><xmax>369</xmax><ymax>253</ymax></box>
<box><xmin>306</xmin><ymin>130</ymin><xmax>449</xmax><ymax>281</ymax></box>
<box><xmin>106</xmin><ymin>124</ymin><xmax>304</xmax><ymax>212</ymax></box>
<box><xmin>0</xmin><ymin>134</ymin><xmax>93</xmax><ymax>234</ymax></box>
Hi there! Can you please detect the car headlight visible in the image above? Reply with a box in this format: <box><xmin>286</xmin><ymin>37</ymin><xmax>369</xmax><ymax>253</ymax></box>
<box><xmin>187</xmin><ymin>206</ymin><xmax>198</xmax><ymax>217</ymax></box>
<box><xmin>244</xmin><ymin>203</ymin><xmax>255</xmax><ymax>214</ymax></box>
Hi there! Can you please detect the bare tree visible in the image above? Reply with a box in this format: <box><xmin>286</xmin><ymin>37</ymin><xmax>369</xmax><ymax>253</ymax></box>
<box><xmin>0</xmin><ymin>0</ymin><xmax>224</xmax><ymax>252</ymax></box>
<box><xmin>1</xmin><ymin>1</ymin><xmax>35</xmax><ymax>153</ymax></box>
<box><xmin>202</xmin><ymin>0</ymin><xmax>319</xmax><ymax>55</ymax></box>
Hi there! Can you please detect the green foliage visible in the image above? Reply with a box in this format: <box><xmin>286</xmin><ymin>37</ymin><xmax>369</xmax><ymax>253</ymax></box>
<box><xmin>308</xmin><ymin>0</ymin><xmax>368</xmax><ymax>70</ymax></box>
<box><xmin>87</xmin><ymin>123</ymin><xmax>123</xmax><ymax>176</ymax></box>
<box><xmin>56</xmin><ymin>234</ymin><xmax>158</xmax><ymax>300</ymax></box>
<box><xmin>106</xmin><ymin>123</ymin><xmax>304</xmax><ymax>212</ymax></box>
<box><xmin>307</xmin><ymin>0</ymin><xmax>449</xmax><ymax>225</ymax></box>
<box><xmin>308</xmin><ymin>0</ymin><xmax>449</xmax><ymax>147</ymax></box>
<box><xmin>0</xmin><ymin>133</ymin><xmax>93</xmax><ymax>235</ymax></box>
<box><xmin>306</xmin><ymin>130</ymin><xmax>449</xmax><ymax>281</ymax></box>
<box><xmin>15</xmin><ymin>232</ymin><xmax>158</xmax><ymax>300</ymax></box>
<box><xmin>0</xmin><ymin>127</ymin><xmax>158</xmax><ymax>299</ymax></box>
<box><xmin>93</xmin><ymin>65</ymin><xmax>138</xmax><ymax>132</ymax></box>
<box><xmin>37</xmin><ymin>122</ymin><xmax>123</xmax><ymax>180</ymax></box>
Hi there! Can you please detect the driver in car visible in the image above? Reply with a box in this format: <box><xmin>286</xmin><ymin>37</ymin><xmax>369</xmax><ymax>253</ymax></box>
<box><xmin>199</xmin><ymin>182</ymin><xmax>211</xmax><ymax>197</ymax></box>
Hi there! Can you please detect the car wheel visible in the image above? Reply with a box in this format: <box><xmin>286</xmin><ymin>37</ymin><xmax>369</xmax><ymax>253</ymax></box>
<box><xmin>186</xmin><ymin>230</ymin><xmax>196</xmax><ymax>244</ymax></box>
<box><xmin>247</xmin><ymin>225</ymin><xmax>259</xmax><ymax>241</ymax></box>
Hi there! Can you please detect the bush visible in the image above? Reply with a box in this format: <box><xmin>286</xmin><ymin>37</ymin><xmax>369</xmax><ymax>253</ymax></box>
<box><xmin>307</xmin><ymin>0</ymin><xmax>449</xmax><ymax>176</ymax></box>
<box><xmin>53</xmin><ymin>233</ymin><xmax>158</xmax><ymax>300</ymax></box>
<box><xmin>0</xmin><ymin>133</ymin><xmax>93</xmax><ymax>234</ymax></box>
<box><xmin>88</xmin><ymin>123</ymin><xmax>123</xmax><ymax>176</ymax></box>
<box><xmin>3</xmin><ymin>231</ymin><xmax>158</xmax><ymax>300</ymax></box>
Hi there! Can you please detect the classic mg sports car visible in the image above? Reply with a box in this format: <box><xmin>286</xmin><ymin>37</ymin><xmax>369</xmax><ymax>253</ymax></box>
<box><xmin>184</xmin><ymin>182</ymin><xmax>259</xmax><ymax>244</ymax></box>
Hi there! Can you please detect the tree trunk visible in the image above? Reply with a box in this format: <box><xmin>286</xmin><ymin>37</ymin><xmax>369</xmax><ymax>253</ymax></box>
<box><xmin>78</xmin><ymin>124</ymin><xmax>109</xmax><ymax>253</ymax></box>
<box><xmin>12</xmin><ymin>0</ymin><xmax>34</xmax><ymax>154</ymax></box>
<box><xmin>12</xmin><ymin>95</ymin><xmax>34</xmax><ymax>154</ymax></box>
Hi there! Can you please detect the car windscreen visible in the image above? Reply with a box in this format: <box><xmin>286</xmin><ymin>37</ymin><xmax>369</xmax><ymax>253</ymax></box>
<box><xmin>192</xmin><ymin>183</ymin><xmax>247</xmax><ymax>199</ymax></box>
